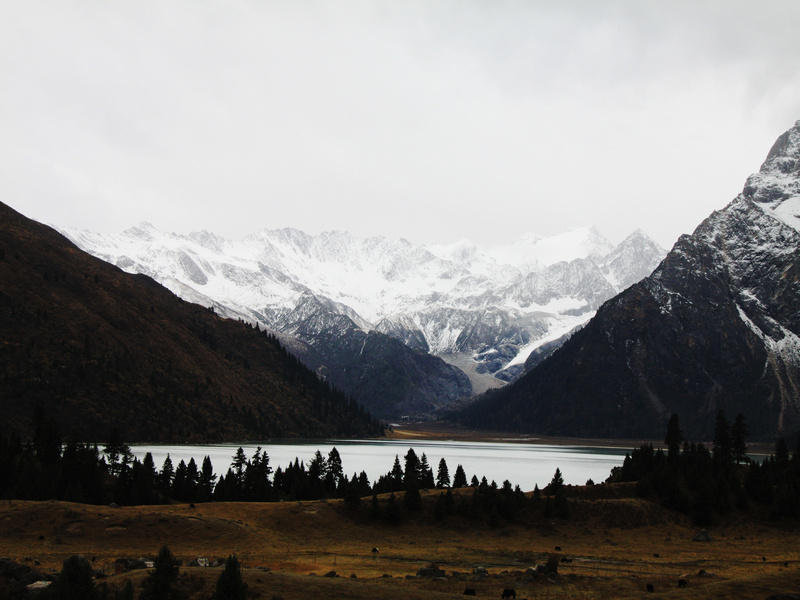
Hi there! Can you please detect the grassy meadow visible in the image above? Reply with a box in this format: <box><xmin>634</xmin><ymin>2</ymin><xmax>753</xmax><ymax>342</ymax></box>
<box><xmin>3</xmin><ymin>482</ymin><xmax>799</xmax><ymax>600</ymax></box>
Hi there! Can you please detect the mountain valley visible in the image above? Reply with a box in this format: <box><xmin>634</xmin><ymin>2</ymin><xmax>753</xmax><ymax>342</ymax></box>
<box><xmin>61</xmin><ymin>223</ymin><xmax>665</xmax><ymax>418</ymax></box>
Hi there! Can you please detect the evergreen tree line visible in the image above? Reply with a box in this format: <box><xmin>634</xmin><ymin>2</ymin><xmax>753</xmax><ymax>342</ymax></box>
<box><xmin>37</xmin><ymin>545</ymin><xmax>246</xmax><ymax>600</ymax></box>
<box><xmin>364</xmin><ymin>464</ymin><xmax>569</xmax><ymax>528</ymax></box>
<box><xmin>1</xmin><ymin>414</ymin><xmax>571</xmax><ymax>523</ymax></box>
<box><xmin>608</xmin><ymin>410</ymin><xmax>800</xmax><ymax>524</ymax></box>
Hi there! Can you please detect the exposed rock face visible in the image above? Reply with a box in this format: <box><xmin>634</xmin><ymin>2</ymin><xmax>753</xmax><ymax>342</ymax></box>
<box><xmin>263</xmin><ymin>292</ymin><xmax>472</xmax><ymax>418</ymax></box>
<box><xmin>456</xmin><ymin>121</ymin><xmax>800</xmax><ymax>440</ymax></box>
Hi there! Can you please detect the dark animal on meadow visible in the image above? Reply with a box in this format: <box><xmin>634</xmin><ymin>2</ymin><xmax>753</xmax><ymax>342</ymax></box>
<box><xmin>189</xmin><ymin>503</ymin><xmax>196</xmax><ymax>509</ymax></box>
<box><xmin>678</xmin><ymin>579</ymin><xmax>687</xmax><ymax>588</ymax></box>
<box><xmin>785</xmin><ymin>561</ymin><xmax>790</xmax><ymax>568</ymax></box>
<box><xmin>371</xmin><ymin>547</ymin><xmax>379</xmax><ymax>558</ymax></box>
<box><xmin>501</xmin><ymin>588</ymin><xmax>516</xmax><ymax>600</ymax></box>
<box><xmin>646</xmin><ymin>583</ymin><xmax>654</xmax><ymax>592</ymax></box>
<box><xmin>463</xmin><ymin>589</ymin><xmax>476</xmax><ymax>596</ymax></box>
<box><xmin>560</xmin><ymin>557</ymin><xmax>572</xmax><ymax>563</ymax></box>
<box><xmin>653</xmin><ymin>553</ymin><xmax>660</xmax><ymax>558</ymax></box>
<box><xmin>554</xmin><ymin>546</ymin><xmax>561</xmax><ymax>551</ymax></box>
<box><xmin>763</xmin><ymin>556</ymin><xmax>767</xmax><ymax>562</ymax></box>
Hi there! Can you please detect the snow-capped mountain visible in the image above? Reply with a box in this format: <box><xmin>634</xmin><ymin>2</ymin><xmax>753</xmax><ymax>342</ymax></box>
<box><xmin>457</xmin><ymin>120</ymin><xmax>800</xmax><ymax>440</ymax></box>
<box><xmin>61</xmin><ymin>222</ymin><xmax>665</xmax><ymax>415</ymax></box>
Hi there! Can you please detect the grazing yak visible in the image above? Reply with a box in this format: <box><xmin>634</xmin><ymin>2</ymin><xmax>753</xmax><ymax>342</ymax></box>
<box><xmin>463</xmin><ymin>589</ymin><xmax>476</xmax><ymax>596</ymax></box>
<box><xmin>501</xmin><ymin>589</ymin><xmax>516</xmax><ymax>599</ymax></box>
<box><xmin>646</xmin><ymin>583</ymin><xmax>654</xmax><ymax>592</ymax></box>
<box><xmin>678</xmin><ymin>579</ymin><xmax>688</xmax><ymax>588</ymax></box>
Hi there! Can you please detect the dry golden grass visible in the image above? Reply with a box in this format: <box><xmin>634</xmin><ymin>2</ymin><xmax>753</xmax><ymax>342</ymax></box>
<box><xmin>2</xmin><ymin>488</ymin><xmax>799</xmax><ymax>599</ymax></box>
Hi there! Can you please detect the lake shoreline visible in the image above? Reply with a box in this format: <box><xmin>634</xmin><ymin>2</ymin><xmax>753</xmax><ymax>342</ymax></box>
<box><xmin>386</xmin><ymin>420</ymin><xmax>778</xmax><ymax>455</ymax></box>
<box><xmin>386</xmin><ymin>420</ymin><xmax>655</xmax><ymax>449</ymax></box>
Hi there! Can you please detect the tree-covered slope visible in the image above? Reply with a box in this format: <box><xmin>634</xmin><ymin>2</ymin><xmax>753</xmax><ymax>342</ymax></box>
<box><xmin>0</xmin><ymin>202</ymin><xmax>381</xmax><ymax>442</ymax></box>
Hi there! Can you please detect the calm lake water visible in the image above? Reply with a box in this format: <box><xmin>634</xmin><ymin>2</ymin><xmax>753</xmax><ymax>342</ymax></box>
<box><xmin>129</xmin><ymin>439</ymin><xmax>632</xmax><ymax>491</ymax></box>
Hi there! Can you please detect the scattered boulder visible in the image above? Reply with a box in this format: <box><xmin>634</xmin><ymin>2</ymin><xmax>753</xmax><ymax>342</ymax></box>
<box><xmin>323</xmin><ymin>570</ymin><xmax>337</xmax><ymax>578</ymax></box>
<box><xmin>26</xmin><ymin>581</ymin><xmax>52</xmax><ymax>596</ymax></box>
<box><xmin>417</xmin><ymin>566</ymin><xmax>446</xmax><ymax>578</ymax></box>
<box><xmin>0</xmin><ymin>558</ymin><xmax>51</xmax><ymax>593</ymax></box>
<box><xmin>693</xmin><ymin>529</ymin><xmax>711</xmax><ymax>542</ymax></box>
<box><xmin>473</xmin><ymin>566</ymin><xmax>489</xmax><ymax>577</ymax></box>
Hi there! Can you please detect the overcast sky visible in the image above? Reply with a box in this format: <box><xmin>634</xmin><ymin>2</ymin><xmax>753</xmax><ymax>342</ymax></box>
<box><xmin>2</xmin><ymin>1</ymin><xmax>799</xmax><ymax>249</ymax></box>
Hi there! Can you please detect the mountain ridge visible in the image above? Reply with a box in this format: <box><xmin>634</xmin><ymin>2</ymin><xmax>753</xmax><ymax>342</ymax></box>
<box><xmin>454</xmin><ymin>120</ymin><xmax>800</xmax><ymax>440</ymax></box>
<box><xmin>60</xmin><ymin>223</ymin><xmax>666</xmax><ymax>397</ymax></box>
<box><xmin>0</xmin><ymin>201</ymin><xmax>382</xmax><ymax>442</ymax></box>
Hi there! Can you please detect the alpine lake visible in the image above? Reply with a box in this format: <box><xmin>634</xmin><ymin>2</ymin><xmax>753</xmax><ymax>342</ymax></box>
<box><xmin>129</xmin><ymin>435</ymin><xmax>632</xmax><ymax>490</ymax></box>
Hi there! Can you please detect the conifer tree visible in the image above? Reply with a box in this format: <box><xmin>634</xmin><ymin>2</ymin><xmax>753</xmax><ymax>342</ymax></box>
<box><xmin>231</xmin><ymin>447</ymin><xmax>247</xmax><ymax>484</ymax></box>
<box><xmin>390</xmin><ymin>455</ymin><xmax>404</xmax><ymax>491</ymax></box>
<box><xmin>308</xmin><ymin>450</ymin><xmax>327</xmax><ymax>483</ymax></box>
<box><xmin>713</xmin><ymin>410</ymin><xmax>733</xmax><ymax>469</ymax></box>
<box><xmin>212</xmin><ymin>554</ymin><xmax>247</xmax><ymax>600</ymax></box>
<box><xmin>436</xmin><ymin>458</ymin><xmax>450</xmax><ymax>488</ymax></box>
<box><xmin>139</xmin><ymin>545</ymin><xmax>180</xmax><ymax>600</ymax></box>
<box><xmin>403</xmin><ymin>449</ymin><xmax>419</xmax><ymax>487</ymax></box>
<box><xmin>548</xmin><ymin>468</ymin><xmax>564</xmax><ymax>496</ymax></box>
<box><xmin>159</xmin><ymin>455</ymin><xmax>174</xmax><ymax>497</ymax></box>
<box><xmin>104</xmin><ymin>428</ymin><xmax>130</xmax><ymax>476</ymax></box>
<box><xmin>184</xmin><ymin>458</ymin><xmax>199</xmax><ymax>501</ymax></box>
<box><xmin>419</xmin><ymin>453</ymin><xmax>434</xmax><ymax>488</ymax></box>
<box><xmin>172</xmin><ymin>460</ymin><xmax>188</xmax><ymax>501</ymax></box>
<box><xmin>452</xmin><ymin>464</ymin><xmax>467</xmax><ymax>488</ymax></box>
<box><xmin>732</xmin><ymin>413</ymin><xmax>749</xmax><ymax>464</ymax></box>
<box><xmin>200</xmin><ymin>456</ymin><xmax>217</xmax><ymax>501</ymax></box>
<box><xmin>665</xmin><ymin>413</ymin><xmax>683</xmax><ymax>461</ymax></box>
<box><xmin>532</xmin><ymin>484</ymin><xmax>542</xmax><ymax>503</ymax></box>
<box><xmin>775</xmin><ymin>438</ymin><xmax>791</xmax><ymax>469</ymax></box>
<box><xmin>326</xmin><ymin>447</ymin><xmax>343</xmax><ymax>490</ymax></box>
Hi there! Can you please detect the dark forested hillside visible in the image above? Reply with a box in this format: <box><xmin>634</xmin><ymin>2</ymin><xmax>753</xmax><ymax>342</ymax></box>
<box><xmin>0</xmin><ymin>202</ymin><xmax>381</xmax><ymax>443</ymax></box>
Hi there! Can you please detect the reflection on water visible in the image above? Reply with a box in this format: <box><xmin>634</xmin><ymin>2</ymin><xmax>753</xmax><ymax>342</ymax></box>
<box><xmin>130</xmin><ymin>438</ymin><xmax>631</xmax><ymax>492</ymax></box>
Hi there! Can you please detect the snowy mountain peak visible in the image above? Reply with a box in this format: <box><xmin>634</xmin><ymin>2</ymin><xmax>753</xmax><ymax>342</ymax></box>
<box><xmin>61</xmin><ymin>221</ymin><xmax>667</xmax><ymax>386</ymax></box>
<box><xmin>122</xmin><ymin>222</ymin><xmax>159</xmax><ymax>241</ymax></box>
<box><xmin>743</xmin><ymin>119</ymin><xmax>800</xmax><ymax>233</ymax></box>
<box><xmin>187</xmin><ymin>230</ymin><xmax>227</xmax><ymax>254</ymax></box>
<box><xmin>503</xmin><ymin>225</ymin><xmax>615</xmax><ymax>268</ymax></box>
